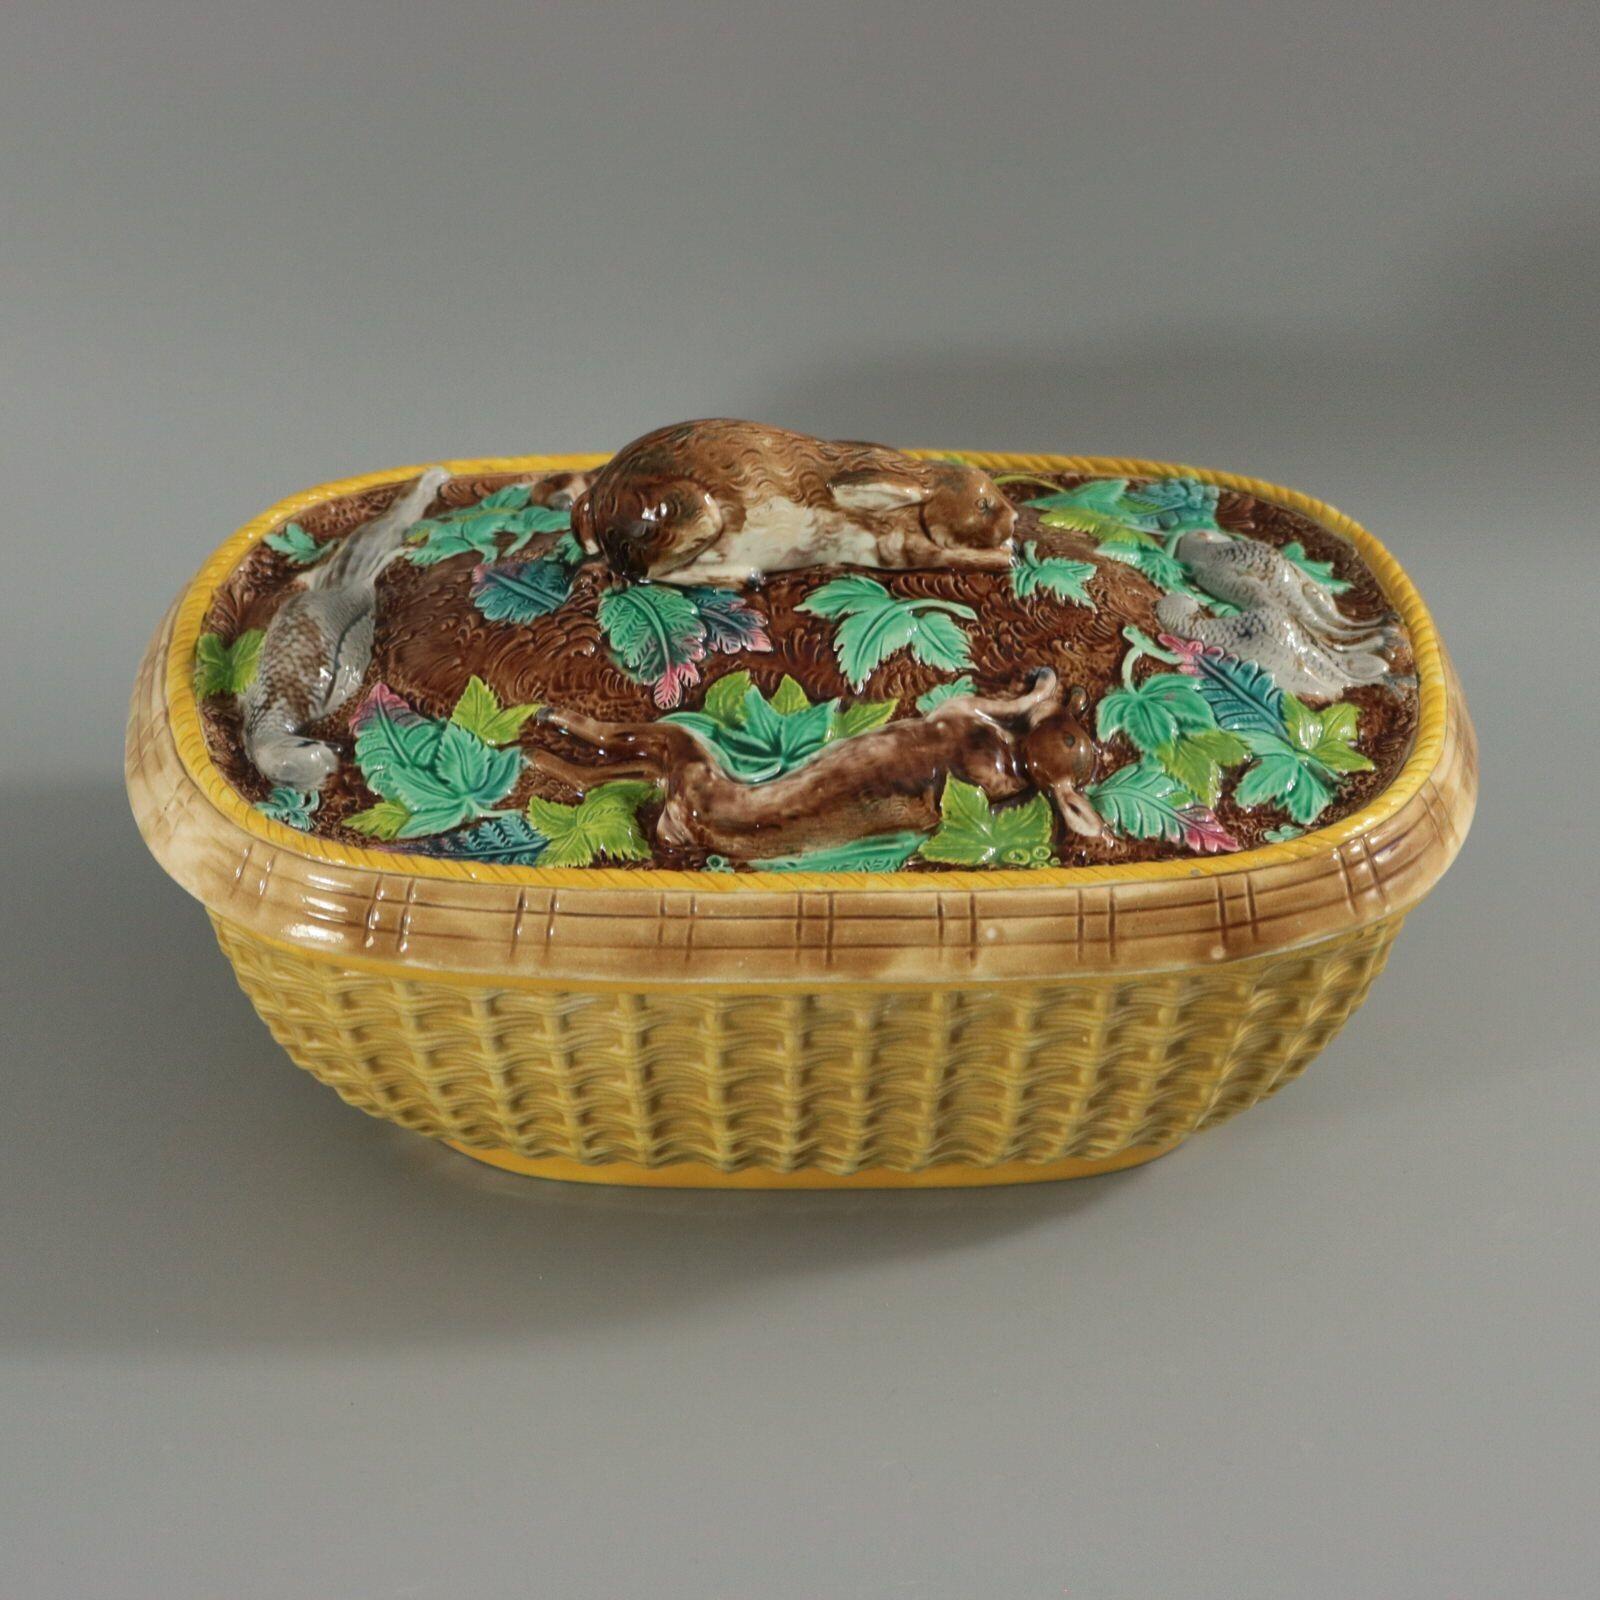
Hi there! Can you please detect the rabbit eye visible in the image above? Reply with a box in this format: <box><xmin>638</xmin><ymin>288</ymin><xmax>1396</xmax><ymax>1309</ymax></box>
<box><xmin>978</xmin><ymin>497</ymin><xmax>993</xmax><ymax>513</ymax></box>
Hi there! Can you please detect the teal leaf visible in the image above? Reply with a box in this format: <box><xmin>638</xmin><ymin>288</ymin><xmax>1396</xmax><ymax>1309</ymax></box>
<box><xmin>1096</xmin><ymin>671</ymin><xmax>1216</xmax><ymax>755</ymax></box>
<box><xmin>471</xmin><ymin>552</ymin><xmax>577</xmax><ymax>623</ymax></box>
<box><xmin>1175</xmin><ymin>646</ymin><xmax>1287</xmax><ymax>741</ymax></box>
<box><xmin>406</xmin><ymin>485</ymin><xmax>571</xmax><ymax>565</ymax></box>
<box><xmin>351</xmin><ymin>685</ymin><xmax>523</xmax><ymax>838</ymax></box>
<box><xmin>795</xmin><ymin>573</ymin><xmax>895</xmax><ymax>620</ymax></box>
<box><xmin>1096</xmin><ymin>537</ymin><xmax>1191</xmax><ymax>592</ymax></box>
<box><xmin>917</xmin><ymin>676</ymin><xmax>976</xmax><ymax>713</ymax></box>
<box><xmin>1086</xmin><ymin>759</ymin><xmax>1241</xmax><ymax>853</ymax></box>
<box><xmin>1011</xmin><ymin>541</ymin><xmax>1096</xmax><ymax>606</ymax></box>
<box><xmin>679</xmin><ymin>586</ymin><xmax>772</xmax><ymax>655</ymax></box>
<box><xmin>598</xmin><ymin>583</ymin><xmax>708</xmax><ymax>708</ymax></box>
<box><xmin>421</xmin><ymin>814</ymin><xmax>550</xmax><ymax>865</ymax></box>
<box><xmin>756</xmin><ymin>832</ymin><xmax>926</xmax><ymax>872</ymax></box>
<box><xmin>667</xmin><ymin>686</ymin><xmax>830</xmax><ymax>783</ymax></box>
<box><xmin>599</xmin><ymin>584</ymin><xmax>772</xmax><ymax>708</ymax></box>
<box><xmin>1281</xmin><ymin>540</ymin><xmax>1352</xmax><ymax>594</ymax></box>
<box><xmin>1117</xmin><ymin>476</ymin><xmax>1223</xmax><ymax>535</ymax></box>
<box><xmin>264</xmin><ymin>522</ymin><xmax>325</xmax><ymax>566</ymax></box>
<box><xmin>1233</xmin><ymin>744</ymin><xmax>1337</xmax><ymax>825</ymax></box>
<box><xmin>799</xmin><ymin>576</ymin><xmax>975</xmax><ymax>690</ymax></box>
<box><xmin>668</xmin><ymin>678</ymin><xmax>896</xmax><ymax>783</ymax></box>
<box><xmin>501</xmin><ymin>503</ymin><xmax>573</xmax><ymax>556</ymax></box>
<box><xmin>916</xmin><ymin>777</ymin><xmax>1056</xmax><ymax>868</ymax></box>
<box><xmin>255</xmin><ymin>786</ymin><xmax>319</xmax><ymax>830</ymax></box>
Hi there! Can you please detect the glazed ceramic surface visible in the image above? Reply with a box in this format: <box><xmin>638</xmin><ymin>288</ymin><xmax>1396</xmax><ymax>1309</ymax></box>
<box><xmin>127</xmin><ymin>429</ymin><xmax>1475</xmax><ymax>1186</ymax></box>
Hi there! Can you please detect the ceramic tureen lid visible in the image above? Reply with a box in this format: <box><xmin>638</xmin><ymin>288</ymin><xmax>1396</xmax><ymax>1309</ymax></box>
<box><xmin>127</xmin><ymin>422</ymin><xmax>1475</xmax><ymax>983</ymax></box>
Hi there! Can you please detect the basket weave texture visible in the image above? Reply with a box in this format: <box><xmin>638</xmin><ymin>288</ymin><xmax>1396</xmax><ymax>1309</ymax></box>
<box><xmin>214</xmin><ymin>913</ymin><xmax>1397</xmax><ymax>1172</ymax></box>
<box><xmin>128</xmin><ymin>452</ymin><xmax>1476</xmax><ymax>1180</ymax></box>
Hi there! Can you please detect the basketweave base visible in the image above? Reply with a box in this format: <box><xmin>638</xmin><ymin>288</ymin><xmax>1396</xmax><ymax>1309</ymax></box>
<box><xmin>445</xmin><ymin>1140</ymin><xmax>1182</xmax><ymax>1188</ymax></box>
<box><xmin>210</xmin><ymin>913</ymin><xmax>1402</xmax><ymax>1181</ymax></box>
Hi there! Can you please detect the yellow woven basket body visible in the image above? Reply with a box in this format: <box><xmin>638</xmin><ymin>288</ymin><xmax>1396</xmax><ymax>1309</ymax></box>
<box><xmin>127</xmin><ymin>453</ymin><xmax>1477</xmax><ymax>1188</ymax></box>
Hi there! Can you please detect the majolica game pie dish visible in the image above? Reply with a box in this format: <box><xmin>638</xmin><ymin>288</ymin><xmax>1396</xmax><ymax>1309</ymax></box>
<box><xmin>127</xmin><ymin>421</ymin><xmax>1476</xmax><ymax>1187</ymax></box>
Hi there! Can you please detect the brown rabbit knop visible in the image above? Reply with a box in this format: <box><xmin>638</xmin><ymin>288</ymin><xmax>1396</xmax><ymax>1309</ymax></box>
<box><xmin>571</xmin><ymin>419</ymin><xmax>1017</xmax><ymax>585</ymax></box>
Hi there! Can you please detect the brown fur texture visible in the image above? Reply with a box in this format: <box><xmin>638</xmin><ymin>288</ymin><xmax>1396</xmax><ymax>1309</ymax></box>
<box><xmin>533</xmin><ymin>671</ymin><xmax>1101</xmax><ymax>860</ymax></box>
<box><xmin>571</xmin><ymin>419</ymin><xmax>1017</xmax><ymax>582</ymax></box>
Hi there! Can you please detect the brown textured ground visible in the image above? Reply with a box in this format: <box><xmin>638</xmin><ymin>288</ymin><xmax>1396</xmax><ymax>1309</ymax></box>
<box><xmin>199</xmin><ymin>471</ymin><xmax>1418</xmax><ymax>869</ymax></box>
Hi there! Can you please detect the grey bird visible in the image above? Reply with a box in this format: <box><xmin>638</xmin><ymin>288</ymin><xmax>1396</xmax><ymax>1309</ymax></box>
<box><xmin>1157</xmin><ymin>528</ymin><xmax>1399</xmax><ymax>699</ymax></box>
<box><xmin>242</xmin><ymin>467</ymin><xmax>449</xmax><ymax>788</ymax></box>
<box><xmin>1174</xmin><ymin>529</ymin><xmax>1395</xmax><ymax>647</ymax></box>
<box><xmin>1155</xmin><ymin>591</ymin><xmax>1393</xmax><ymax>700</ymax></box>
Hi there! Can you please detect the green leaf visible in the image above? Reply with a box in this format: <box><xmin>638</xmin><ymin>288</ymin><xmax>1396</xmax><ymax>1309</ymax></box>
<box><xmin>194</xmin><ymin>629</ymin><xmax>265</xmax><ymax>698</ymax></box>
<box><xmin>526</xmin><ymin>780</ymin><xmax>656</xmax><ymax>866</ymax></box>
<box><xmin>768</xmin><ymin>674</ymin><xmax>812</xmax><ymax>714</ymax></box>
<box><xmin>351</xmin><ymin>685</ymin><xmax>523</xmax><ymax>839</ymax></box>
<box><xmin>1027</xmin><ymin>479</ymin><xmax>1140</xmax><ymax>540</ymax></box>
<box><xmin>1281</xmin><ymin>540</ymin><xmax>1352</xmax><ymax>594</ymax></box>
<box><xmin>471</xmin><ymin>554</ymin><xmax>576</xmax><ymax>623</ymax></box>
<box><xmin>917</xmin><ymin>777</ymin><xmax>1057</xmax><ymax>868</ymax></box>
<box><xmin>1086</xmin><ymin>759</ymin><xmax>1240</xmax><ymax>853</ymax></box>
<box><xmin>1096</xmin><ymin>672</ymin><xmax>1216</xmax><ymax>755</ymax></box>
<box><xmin>1155</xmin><ymin>727</ymin><xmax>1252</xmax><ymax>806</ymax></box>
<box><xmin>264</xmin><ymin>522</ymin><xmax>325</xmax><ymax>566</ymax></box>
<box><xmin>1283</xmin><ymin>694</ymin><xmax>1374</xmax><ymax>775</ymax></box>
<box><xmin>757</xmin><ymin>832</ymin><xmax>926</xmax><ymax>872</ymax></box>
<box><xmin>703</xmin><ymin>671</ymin><xmax>755</xmax><ymax>727</ymax></box>
<box><xmin>255</xmin><ymin>786</ymin><xmax>320</xmax><ymax>830</ymax></box>
<box><xmin>800</xmin><ymin>576</ymin><xmax>975</xmax><ymax>690</ymax></box>
<box><xmin>450</xmin><ymin>675</ymin><xmax>540</xmax><ymax>747</ymax></box>
<box><xmin>1263</xmin><ymin>824</ymin><xmax>1305</xmax><ymax>843</ymax></box>
<box><xmin>916</xmin><ymin>676</ymin><xmax>976</xmax><ymax>713</ymax></box>
<box><xmin>1011</xmin><ymin>541</ymin><xmax>1096</xmax><ymax>605</ymax></box>
<box><xmin>1027</xmin><ymin>476</ymin><xmax>1221</xmax><ymax>542</ymax></box>
<box><xmin>598</xmin><ymin>583</ymin><xmax>707</xmax><ymax>708</ymax></box>
<box><xmin>828</xmin><ymin>698</ymin><xmax>896</xmax><ymax>740</ymax></box>
<box><xmin>226</xmin><ymin>631</ymin><xmax>264</xmax><ymax>695</ymax></box>
<box><xmin>346</xmin><ymin>799</ymin><xmax>413</xmax><ymax>841</ymax></box>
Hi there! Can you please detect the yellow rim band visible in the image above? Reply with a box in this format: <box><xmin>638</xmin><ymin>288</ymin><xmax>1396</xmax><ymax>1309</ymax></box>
<box><xmin>445</xmin><ymin>1139</ymin><xmax>1181</xmax><ymax>1188</ymax></box>
<box><xmin>165</xmin><ymin>451</ymin><xmax>1447</xmax><ymax>895</ymax></box>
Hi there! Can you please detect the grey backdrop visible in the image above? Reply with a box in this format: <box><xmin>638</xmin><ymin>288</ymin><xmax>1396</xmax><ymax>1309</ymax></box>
<box><xmin>3</xmin><ymin>4</ymin><xmax>1597</xmax><ymax>1597</ymax></box>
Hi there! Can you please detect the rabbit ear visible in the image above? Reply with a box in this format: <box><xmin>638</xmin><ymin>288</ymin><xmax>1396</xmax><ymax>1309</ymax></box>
<box><xmin>828</xmin><ymin>470</ymin><xmax>927</xmax><ymax>514</ymax></box>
